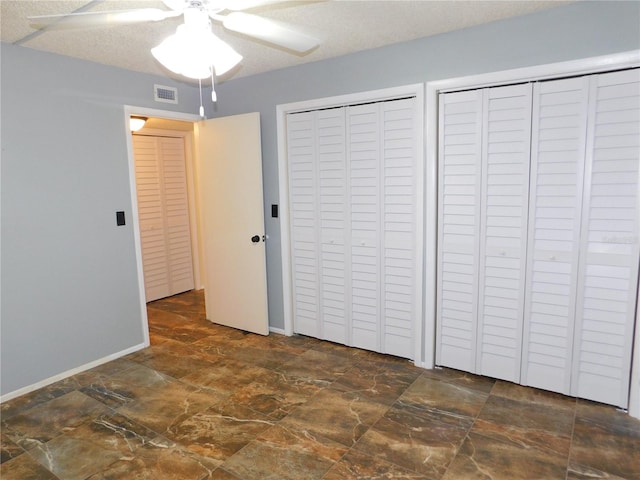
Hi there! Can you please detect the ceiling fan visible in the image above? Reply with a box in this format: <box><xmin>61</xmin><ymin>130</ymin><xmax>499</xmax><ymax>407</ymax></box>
<box><xmin>28</xmin><ymin>0</ymin><xmax>321</xmax><ymax>79</ymax></box>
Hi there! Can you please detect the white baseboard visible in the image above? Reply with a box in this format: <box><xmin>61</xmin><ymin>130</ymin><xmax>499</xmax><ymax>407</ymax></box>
<box><xmin>0</xmin><ymin>342</ymin><xmax>148</xmax><ymax>404</ymax></box>
<box><xmin>269</xmin><ymin>326</ymin><xmax>287</xmax><ymax>336</ymax></box>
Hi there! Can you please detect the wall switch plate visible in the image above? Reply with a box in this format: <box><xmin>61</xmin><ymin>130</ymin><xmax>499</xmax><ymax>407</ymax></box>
<box><xmin>116</xmin><ymin>211</ymin><xmax>126</xmax><ymax>226</ymax></box>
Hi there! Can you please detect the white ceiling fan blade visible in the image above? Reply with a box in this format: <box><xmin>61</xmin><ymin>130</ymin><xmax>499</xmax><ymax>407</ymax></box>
<box><xmin>162</xmin><ymin>0</ymin><xmax>188</xmax><ymax>11</ymax></box>
<box><xmin>225</xmin><ymin>0</ymin><xmax>290</xmax><ymax>12</ymax></box>
<box><xmin>28</xmin><ymin>8</ymin><xmax>182</xmax><ymax>30</ymax></box>
<box><xmin>220</xmin><ymin>12</ymin><xmax>319</xmax><ymax>53</ymax></box>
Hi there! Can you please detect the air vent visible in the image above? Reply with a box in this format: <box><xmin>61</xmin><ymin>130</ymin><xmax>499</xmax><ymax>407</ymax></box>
<box><xmin>154</xmin><ymin>84</ymin><xmax>178</xmax><ymax>104</ymax></box>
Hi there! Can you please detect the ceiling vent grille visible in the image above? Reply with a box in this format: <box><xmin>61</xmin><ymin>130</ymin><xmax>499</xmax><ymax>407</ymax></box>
<box><xmin>154</xmin><ymin>84</ymin><xmax>178</xmax><ymax>104</ymax></box>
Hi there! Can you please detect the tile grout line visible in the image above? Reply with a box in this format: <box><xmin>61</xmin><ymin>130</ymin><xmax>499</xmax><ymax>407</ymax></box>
<box><xmin>564</xmin><ymin>398</ymin><xmax>578</xmax><ymax>480</ymax></box>
<box><xmin>438</xmin><ymin>376</ymin><xmax>494</xmax><ymax>480</ymax></box>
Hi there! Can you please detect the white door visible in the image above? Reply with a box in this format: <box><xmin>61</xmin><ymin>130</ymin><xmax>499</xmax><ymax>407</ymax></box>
<box><xmin>286</xmin><ymin>107</ymin><xmax>350</xmax><ymax>343</ymax></box>
<box><xmin>195</xmin><ymin>113</ymin><xmax>269</xmax><ymax>335</ymax></box>
<box><xmin>286</xmin><ymin>96</ymin><xmax>421</xmax><ymax>359</ymax></box>
<box><xmin>572</xmin><ymin>68</ymin><xmax>640</xmax><ymax>408</ymax></box>
<box><xmin>436</xmin><ymin>85</ymin><xmax>532</xmax><ymax>381</ymax></box>
<box><xmin>350</xmin><ymin>98</ymin><xmax>419</xmax><ymax>358</ymax></box>
<box><xmin>436</xmin><ymin>89</ymin><xmax>483</xmax><ymax>372</ymax></box>
<box><xmin>476</xmin><ymin>83</ymin><xmax>532</xmax><ymax>383</ymax></box>
<box><xmin>286</xmin><ymin>110</ymin><xmax>322</xmax><ymax>338</ymax></box>
<box><xmin>521</xmin><ymin>76</ymin><xmax>590</xmax><ymax>394</ymax></box>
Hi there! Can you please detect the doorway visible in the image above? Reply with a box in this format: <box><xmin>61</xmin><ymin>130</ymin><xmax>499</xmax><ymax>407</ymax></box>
<box><xmin>124</xmin><ymin>107</ymin><xmax>201</xmax><ymax>346</ymax></box>
<box><xmin>123</xmin><ymin>106</ymin><xmax>270</xmax><ymax>344</ymax></box>
<box><xmin>132</xmin><ymin>119</ymin><xmax>200</xmax><ymax>302</ymax></box>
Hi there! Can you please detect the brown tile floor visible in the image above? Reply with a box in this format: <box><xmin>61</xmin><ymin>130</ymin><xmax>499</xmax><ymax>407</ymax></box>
<box><xmin>2</xmin><ymin>290</ymin><xmax>640</xmax><ymax>479</ymax></box>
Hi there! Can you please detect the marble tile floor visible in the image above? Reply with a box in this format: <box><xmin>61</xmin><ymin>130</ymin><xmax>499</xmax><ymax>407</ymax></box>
<box><xmin>2</xmin><ymin>290</ymin><xmax>639</xmax><ymax>480</ymax></box>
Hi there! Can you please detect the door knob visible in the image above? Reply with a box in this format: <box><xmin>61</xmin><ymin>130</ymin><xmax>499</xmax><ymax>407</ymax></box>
<box><xmin>251</xmin><ymin>235</ymin><xmax>260</xmax><ymax>243</ymax></box>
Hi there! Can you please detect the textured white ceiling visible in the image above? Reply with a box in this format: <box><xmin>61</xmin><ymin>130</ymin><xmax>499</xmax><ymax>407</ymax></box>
<box><xmin>1</xmin><ymin>0</ymin><xmax>570</xmax><ymax>83</ymax></box>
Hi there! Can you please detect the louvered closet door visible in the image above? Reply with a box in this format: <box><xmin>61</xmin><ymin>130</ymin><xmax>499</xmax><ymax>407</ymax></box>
<box><xmin>436</xmin><ymin>90</ymin><xmax>483</xmax><ymax>372</ymax></box>
<box><xmin>133</xmin><ymin>135</ymin><xmax>194</xmax><ymax>302</ymax></box>
<box><xmin>287</xmin><ymin>111</ymin><xmax>321</xmax><ymax>337</ymax></box>
<box><xmin>346</xmin><ymin>100</ymin><xmax>419</xmax><ymax>357</ymax></box>
<box><xmin>317</xmin><ymin>108</ymin><xmax>349</xmax><ymax>344</ymax></box>
<box><xmin>522</xmin><ymin>77</ymin><xmax>590</xmax><ymax>394</ymax></box>
<box><xmin>379</xmin><ymin>98</ymin><xmax>418</xmax><ymax>358</ymax></box>
<box><xmin>161</xmin><ymin>137</ymin><xmax>195</xmax><ymax>295</ymax></box>
<box><xmin>348</xmin><ymin>103</ymin><xmax>382</xmax><ymax>352</ymax></box>
<box><xmin>476</xmin><ymin>84</ymin><xmax>532</xmax><ymax>382</ymax></box>
<box><xmin>572</xmin><ymin>69</ymin><xmax>640</xmax><ymax>408</ymax></box>
<box><xmin>288</xmin><ymin>97</ymin><xmax>419</xmax><ymax>359</ymax></box>
<box><xmin>134</xmin><ymin>136</ymin><xmax>169</xmax><ymax>301</ymax></box>
<box><xmin>288</xmin><ymin>109</ymin><xmax>350</xmax><ymax>342</ymax></box>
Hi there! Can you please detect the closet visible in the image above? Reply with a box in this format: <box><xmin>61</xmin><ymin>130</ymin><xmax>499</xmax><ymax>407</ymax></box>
<box><xmin>436</xmin><ymin>68</ymin><xmax>640</xmax><ymax>408</ymax></box>
<box><xmin>286</xmin><ymin>96</ymin><xmax>421</xmax><ymax>359</ymax></box>
<box><xmin>133</xmin><ymin>134</ymin><xmax>194</xmax><ymax>302</ymax></box>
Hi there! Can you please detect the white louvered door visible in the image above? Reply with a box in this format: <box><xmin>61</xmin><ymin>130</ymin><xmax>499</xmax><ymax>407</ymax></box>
<box><xmin>287</xmin><ymin>111</ymin><xmax>321</xmax><ymax>337</ymax></box>
<box><xmin>288</xmin><ymin>108</ymin><xmax>351</xmax><ymax>342</ymax></box>
<box><xmin>522</xmin><ymin>76</ymin><xmax>589</xmax><ymax>394</ymax></box>
<box><xmin>436</xmin><ymin>90</ymin><xmax>483</xmax><ymax>372</ymax></box>
<box><xmin>379</xmin><ymin>98</ymin><xmax>419</xmax><ymax>357</ymax></box>
<box><xmin>437</xmin><ymin>68</ymin><xmax>639</xmax><ymax>408</ymax></box>
<box><xmin>287</xmin><ymin>96</ymin><xmax>420</xmax><ymax>359</ymax></box>
<box><xmin>437</xmin><ymin>85</ymin><xmax>531</xmax><ymax>381</ymax></box>
<box><xmin>133</xmin><ymin>135</ymin><xmax>194</xmax><ymax>302</ymax></box>
<box><xmin>477</xmin><ymin>84</ymin><xmax>532</xmax><ymax>382</ymax></box>
<box><xmin>318</xmin><ymin>108</ymin><xmax>349</xmax><ymax>344</ymax></box>
<box><xmin>348</xmin><ymin>103</ymin><xmax>381</xmax><ymax>352</ymax></box>
<box><xmin>572</xmin><ymin>69</ymin><xmax>640</xmax><ymax>408</ymax></box>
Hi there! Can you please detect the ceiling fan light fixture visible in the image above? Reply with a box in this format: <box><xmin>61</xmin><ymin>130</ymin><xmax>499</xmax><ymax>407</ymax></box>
<box><xmin>208</xmin><ymin>34</ymin><xmax>243</xmax><ymax>76</ymax></box>
<box><xmin>151</xmin><ymin>23</ymin><xmax>242</xmax><ymax>80</ymax></box>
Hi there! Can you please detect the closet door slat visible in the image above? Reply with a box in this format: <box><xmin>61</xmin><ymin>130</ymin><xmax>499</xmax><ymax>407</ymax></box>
<box><xmin>477</xmin><ymin>84</ymin><xmax>532</xmax><ymax>382</ymax></box>
<box><xmin>436</xmin><ymin>90</ymin><xmax>483</xmax><ymax>372</ymax></box>
<box><xmin>522</xmin><ymin>76</ymin><xmax>590</xmax><ymax>394</ymax></box>
<box><xmin>572</xmin><ymin>68</ymin><xmax>640</xmax><ymax>408</ymax></box>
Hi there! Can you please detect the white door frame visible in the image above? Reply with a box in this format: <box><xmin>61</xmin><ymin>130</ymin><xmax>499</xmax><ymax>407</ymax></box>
<box><xmin>425</xmin><ymin>50</ymin><xmax>640</xmax><ymax>417</ymax></box>
<box><xmin>276</xmin><ymin>83</ymin><xmax>425</xmax><ymax>365</ymax></box>
<box><xmin>123</xmin><ymin>106</ymin><xmax>201</xmax><ymax>347</ymax></box>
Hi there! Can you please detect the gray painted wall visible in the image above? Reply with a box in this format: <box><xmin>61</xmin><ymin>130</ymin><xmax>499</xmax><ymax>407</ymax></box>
<box><xmin>1</xmin><ymin>0</ymin><xmax>638</xmax><ymax>397</ymax></box>
<box><xmin>0</xmin><ymin>45</ymin><xmax>202</xmax><ymax>396</ymax></box>
<box><xmin>208</xmin><ymin>1</ymin><xmax>640</xmax><ymax>330</ymax></box>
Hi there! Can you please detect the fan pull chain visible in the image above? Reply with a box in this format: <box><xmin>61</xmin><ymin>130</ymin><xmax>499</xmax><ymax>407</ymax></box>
<box><xmin>211</xmin><ymin>69</ymin><xmax>217</xmax><ymax>103</ymax></box>
<box><xmin>198</xmin><ymin>78</ymin><xmax>204</xmax><ymax>118</ymax></box>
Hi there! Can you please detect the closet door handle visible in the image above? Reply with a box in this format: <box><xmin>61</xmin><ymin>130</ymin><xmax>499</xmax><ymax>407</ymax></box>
<box><xmin>251</xmin><ymin>235</ymin><xmax>260</xmax><ymax>243</ymax></box>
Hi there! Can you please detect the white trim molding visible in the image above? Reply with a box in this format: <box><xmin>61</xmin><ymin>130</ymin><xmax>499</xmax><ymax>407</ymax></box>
<box><xmin>0</xmin><ymin>343</ymin><xmax>146</xmax><ymax>403</ymax></box>
<box><xmin>425</xmin><ymin>50</ymin><xmax>640</xmax><ymax>417</ymax></box>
